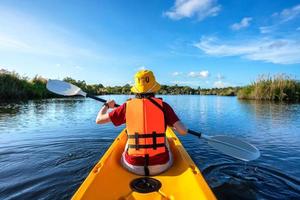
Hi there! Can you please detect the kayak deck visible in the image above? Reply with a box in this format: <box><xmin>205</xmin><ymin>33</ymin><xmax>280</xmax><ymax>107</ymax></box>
<box><xmin>72</xmin><ymin>128</ymin><xmax>216</xmax><ymax>200</ymax></box>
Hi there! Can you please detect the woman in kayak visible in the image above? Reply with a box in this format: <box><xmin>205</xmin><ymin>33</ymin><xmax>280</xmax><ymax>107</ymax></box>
<box><xmin>96</xmin><ymin>70</ymin><xmax>188</xmax><ymax>176</ymax></box>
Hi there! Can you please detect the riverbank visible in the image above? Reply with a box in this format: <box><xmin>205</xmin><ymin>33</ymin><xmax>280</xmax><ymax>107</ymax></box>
<box><xmin>0</xmin><ymin>71</ymin><xmax>58</xmax><ymax>102</ymax></box>
<box><xmin>237</xmin><ymin>75</ymin><xmax>300</xmax><ymax>102</ymax></box>
<box><xmin>1</xmin><ymin>70</ymin><xmax>299</xmax><ymax>102</ymax></box>
<box><xmin>0</xmin><ymin>70</ymin><xmax>238</xmax><ymax>102</ymax></box>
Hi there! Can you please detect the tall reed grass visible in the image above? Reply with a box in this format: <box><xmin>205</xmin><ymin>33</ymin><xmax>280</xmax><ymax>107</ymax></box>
<box><xmin>0</xmin><ymin>71</ymin><xmax>56</xmax><ymax>102</ymax></box>
<box><xmin>238</xmin><ymin>74</ymin><xmax>300</xmax><ymax>102</ymax></box>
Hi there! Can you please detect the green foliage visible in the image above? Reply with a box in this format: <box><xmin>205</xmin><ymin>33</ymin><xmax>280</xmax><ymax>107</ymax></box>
<box><xmin>0</xmin><ymin>70</ymin><xmax>241</xmax><ymax>102</ymax></box>
<box><xmin>158</xmin><ymin>84</ymin><xmax>199</xmax><ymax>95</ymax></box>
<box><xmin>237</xmin><ymin>74</ymin><xmax>300</xmax><ymax>102</ymax></box>
<box><xmin>0</xmin><ymin>72</ymin><xmax>57</xmax><ymax>101</ymax></box>
<box><xmin>4</xmin><ymin>70</ymin><xmax>298</xmax><ymax>102</ymax></box>
<box><xmin>199</xmin><ymin>87</ymin><xmax>239</xmax><ymax>96</ymax></box>
<box><xmin>158</xmin><ymin>85</ymin><xmax>239</xmax><ymax>96</ymax></box>
<box><xmin>63</xmin><ymin>77</ymin><xmax>107</xmax><ymax>95</ymax></box>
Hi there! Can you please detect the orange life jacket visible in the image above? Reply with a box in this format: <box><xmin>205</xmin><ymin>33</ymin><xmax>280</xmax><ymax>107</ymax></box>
<box><xmin>126</xmin><ymin>97</ymin><xmax>166</xmax><ymax>157</ymax></box>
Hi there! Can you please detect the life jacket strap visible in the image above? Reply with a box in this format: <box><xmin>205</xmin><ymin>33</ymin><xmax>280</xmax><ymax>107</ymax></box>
<box><xmin>153</xmin><ymin>131</ymin><xmax>157</xmax><ymax>150</ymax></box>
<box><xmin>144</xmin><ymin>154</ymin><xmax>149</xmax><ymax>176</ymax></box>
<box><xmin>135</xmin><ymin>132</ymin><xmax>139</xmax><ymax>150</ymax></box>
<box><xmin>127</xmin><ymin>133</ymin><xmax>165</xmax><ymax>139</ymax></box>
<box><xmin>128</xmin><ymin>143</ymin><xmax>166</xmax><ymax>149</ymax></box>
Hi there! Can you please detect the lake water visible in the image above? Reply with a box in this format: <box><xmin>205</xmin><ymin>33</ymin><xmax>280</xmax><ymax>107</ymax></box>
<box><xmin>0</xmin><ymin>95</ymin><xmax>299</xmax><ymax>200</ymax></box>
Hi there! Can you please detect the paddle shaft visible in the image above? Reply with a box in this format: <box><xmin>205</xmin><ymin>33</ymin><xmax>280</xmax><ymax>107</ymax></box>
<box><xmin>187</xmin><ymin>129</ymin><xmax>202</xmax><ymax>138</ymax></box>
<box><xmin>86</xmin><ymin>94</ymin><xmax>120</xmax><ymax>107</ymax></box>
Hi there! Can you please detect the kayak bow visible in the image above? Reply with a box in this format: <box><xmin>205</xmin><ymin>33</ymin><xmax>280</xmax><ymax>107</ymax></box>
<box><xmin>72</xmin><ymin>128</ymin><xmax>216</xmax><ymax>200</ymax></box>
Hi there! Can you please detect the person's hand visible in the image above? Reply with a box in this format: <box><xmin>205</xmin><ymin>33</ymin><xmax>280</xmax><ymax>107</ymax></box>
<box><xmin>106</xmin><ymin>99</ymin><xmax>116</xmax><ymax>108</ymax></box>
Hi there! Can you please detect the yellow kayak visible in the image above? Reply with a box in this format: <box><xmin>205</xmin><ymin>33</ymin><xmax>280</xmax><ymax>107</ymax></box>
<box><xmin>72</xmin><ymin>128</ymin><xmax>216</xmax><ymax>200</ymax></box>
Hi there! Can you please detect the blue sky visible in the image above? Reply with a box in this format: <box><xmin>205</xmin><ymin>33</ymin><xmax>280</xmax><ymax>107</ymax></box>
<box><xmin>0</xmin><ymin>0</ymin><xmax>300</xmax><ymax>88</ymax></box>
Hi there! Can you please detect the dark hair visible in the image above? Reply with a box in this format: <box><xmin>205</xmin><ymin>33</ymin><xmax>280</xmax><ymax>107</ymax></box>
<box><xmin>135</xmin><ymin>93</ymin><xmax>155</xmax><ymax>99</ymax></box>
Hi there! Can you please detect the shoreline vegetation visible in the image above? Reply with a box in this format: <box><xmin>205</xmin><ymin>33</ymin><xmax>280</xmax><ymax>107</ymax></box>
<box><xmin>238</xmin><ymin>74</ymin><xmax>300</xmax><ymax>102</ymax></box>
<box><xmin>1</xmin><ymin>69</ymin><xmax>299</xmax><ymax>102</ymax></box>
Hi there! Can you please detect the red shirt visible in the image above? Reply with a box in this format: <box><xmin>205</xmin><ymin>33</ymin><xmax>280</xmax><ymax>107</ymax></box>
<box><xmin>109</xmin><ymin>100</ymin><xmax>179</xmax><ymax>166</ymax></box>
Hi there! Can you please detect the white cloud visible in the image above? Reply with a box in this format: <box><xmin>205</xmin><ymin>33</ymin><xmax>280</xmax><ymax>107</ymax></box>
<box><xmin>274</xmin><ymin>4</ymin><xmax>300</xmax><ymax>22</ymax></box>
<box><xmin>188</xmin><ymin>72</ymin><xmax>197</xmax><ymax>77</ymax></box>
<box><xmin>172</xmin><ymin>71</ymin><xmax>182</xmax><ymax>76</ymax></box>
<box><xmin>188</xmin><ymin>70</ymin><xmax>209</xmax><ymax>78</ymax></box>
<box><xmin>259</xmin><ymin>26</ymin><xmax>274</xmax><ymax>34</ymax></box>
<box><xmin>213</xmin><ymin>80</ymin><xmax>233</xmax><ymax>88</ymax></box>
<box><xmin>200</xmin><ymin>70</ymin><xmax>209</xmax><ymax>77</ymax></box>
<box><xmin>164</xmin><ymin>0</ymin><xmax>221</xmax><ymax>21</ymax></box>
<box><xmin>231</xmin><ymin>17</ymin><xmax>252</xmax><ymax>30</ymax></box>
<box><xmin>260</xmin><ymin>4</ymin><xmax>300</xmax><ymax>34</ymax></box>
<box><xmin>214</xmin><ymin>80</ymin><xmax>225</xmax><ymax>88</ymax></box>
<box><xmin>171</xmin><ymin>80</ymin><xmax>200</xmax><ymax>86</ymax></box>
<box><xmin>194</xmin><ymin>36</ymin><xmax>300</xmax><ymax>64</ymax></box>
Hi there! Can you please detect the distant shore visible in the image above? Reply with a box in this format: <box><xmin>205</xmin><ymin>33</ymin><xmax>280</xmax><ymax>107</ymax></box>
<box><xmin>1</xmin><ymin>70</ymin><xmax>299</xmax><ymax>102</ymax></box>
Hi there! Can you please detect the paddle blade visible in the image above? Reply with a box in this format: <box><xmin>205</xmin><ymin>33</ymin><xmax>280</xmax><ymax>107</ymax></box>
<box><xmin>46</xmin><ymin>79</ymin><xmax>86</xmax><ymax>96</ymax></box>
<box><xmin>207</xmin><ymin>135</ymin><xmax>260</xmax><ymax>161</ymax></box>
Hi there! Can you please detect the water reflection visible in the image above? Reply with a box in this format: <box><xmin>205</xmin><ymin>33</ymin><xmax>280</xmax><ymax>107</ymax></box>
<box><xmin>239</xmin><ymin>100</ymin><xmax>299</xmax><ymax>119</ymax></box>
<box><xmin>0</xmin><ymin>95</ymin><xmax>299</xmax><ymax>200</ymax></box>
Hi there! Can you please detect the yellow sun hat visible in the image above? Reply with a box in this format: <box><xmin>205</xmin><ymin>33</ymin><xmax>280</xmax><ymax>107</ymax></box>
<box><xmin>131</xmin><ymin>70</ymin><xmax>161</xmax><ymax>93</ymax></box>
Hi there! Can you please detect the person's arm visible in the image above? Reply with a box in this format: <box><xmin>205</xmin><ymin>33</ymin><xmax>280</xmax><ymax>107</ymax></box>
<box><xmin>163</xmin><ymin>102</ymin><xmax>188</xmax><ymax>135</ymax></box>
<box><xmin>173</xmin><ymin>121</ymin><xmax>188</xmax><ymax>135</ymax></box>
<box><xmin>95</xmin><ymin>100</ymin><xmax>115</xmax><ymax>124</ymax></box>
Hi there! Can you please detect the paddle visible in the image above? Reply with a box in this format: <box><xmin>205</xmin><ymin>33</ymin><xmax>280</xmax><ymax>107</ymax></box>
<box><xmin>188</xmin><ymin>130</ymin><xmax>260</xmax><ymax>161</ymax></box>
<box><xmin>46</xmin><ymin>79</ymin><xmax>120</xmax><ymax>107</ymax></box>
<box><xmin>46</xmin><ymin>79</ymin><xmax>260</xmax><ymax>161</ymax></box>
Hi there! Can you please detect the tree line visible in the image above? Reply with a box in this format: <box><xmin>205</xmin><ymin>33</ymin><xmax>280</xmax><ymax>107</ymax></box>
<box><xmin>1</xmin><ymin>70</ymin><xmax>299</xmax><ymax>102</ymax></box>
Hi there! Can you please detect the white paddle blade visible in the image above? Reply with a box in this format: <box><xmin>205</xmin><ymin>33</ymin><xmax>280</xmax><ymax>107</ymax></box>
<box><xmin>207</xmin><ymin>136</ymin><xmax>260</xmax><ymax>161</ymax></box>
<box><xmin>46</xmin><ymin>79</ymin><xmax>86</xmax><ymax>96</ymax></box>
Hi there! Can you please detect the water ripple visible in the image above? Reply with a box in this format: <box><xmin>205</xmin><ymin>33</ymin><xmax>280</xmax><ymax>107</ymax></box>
<box><xmin>0</xmin><ymin>96</ymin><xmax>300</xmax><ymax>199</ymax></box>
<box><xmin>203</xmin><ymin>162</ymin><xmax>300</xmax><ymax>199</ymax></box>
